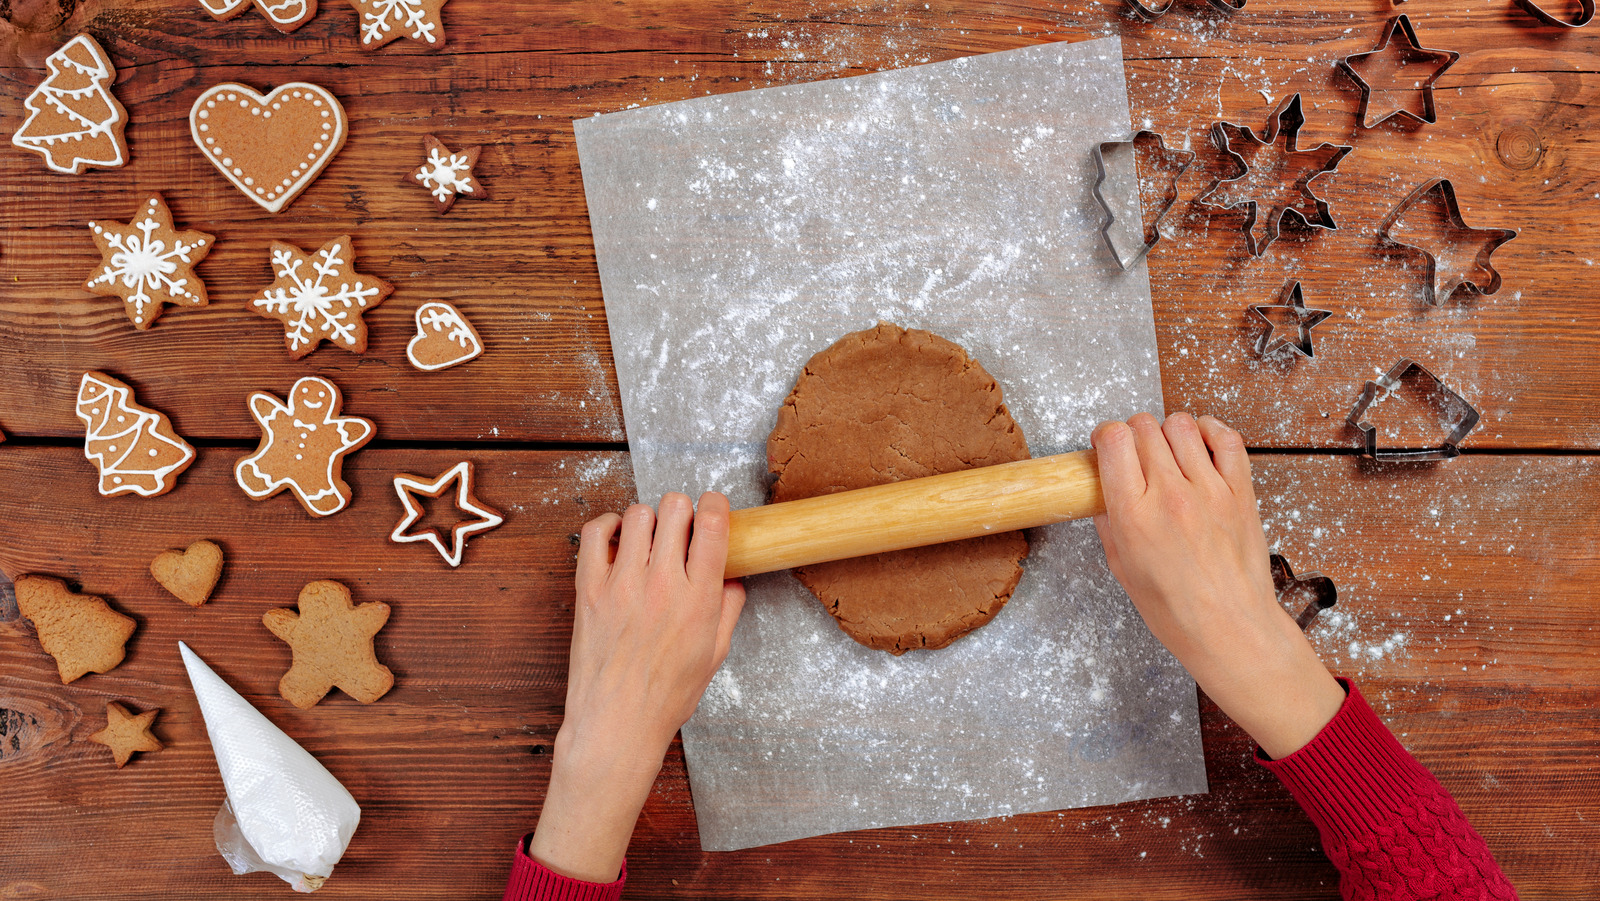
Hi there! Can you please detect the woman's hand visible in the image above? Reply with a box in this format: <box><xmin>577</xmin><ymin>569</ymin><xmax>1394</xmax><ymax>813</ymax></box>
<box><xmin>1091</xmin><ymin>413</ymin><xmax>1344</xmax><ymax>760</ymax></box>
<box><xmin>530</xmin><ymin>491</ymin><xmax>746</xmax><ymax>882</ymax></box>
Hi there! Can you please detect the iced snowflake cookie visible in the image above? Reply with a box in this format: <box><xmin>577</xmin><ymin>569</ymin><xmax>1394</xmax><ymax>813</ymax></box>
<box><xmin>85</xmin><ymin>195</ymin><xmax>214</xmax><ymax>330</ymax></box>
<box><xmin>407</xmin><ymin>301</ymin><xmax>483</xmax><ymax>371</ymax></box>
<box><xmin>250</xmin><ymin>235</ymin><xmax>393</xmax><ymax>357</ymax></box>
<box><xmin>199</xmin><ymin>0</ymin><xmax>319</xmax><ymax>33</ymax></box>
<box><xmin>190</xmin><ymin>82</ymin><xmax>347</xmax><ymax>214</ymax></box>
<box><xmin>12</xmin><ymin>34</ymin><xmax>129</xmax><ymax>175</ymax></box>
<box><xmin>410</xmin><ymin>135</ymin><xmax>484</xmax><ymax>213</ymax></box>
<box><xmin>76</xmin><ymin>372</ymin><xmax>196</xmax><ymax>498</ymax></box>
<box><xmin>236</xmin><ymin>376</ymin><xmax>374</xmax><ymax>517</ymax></box>
<box><xmin>350</xmin><ymin>0</ymin><xmax>449</xmax><ymax>49</ymax></box>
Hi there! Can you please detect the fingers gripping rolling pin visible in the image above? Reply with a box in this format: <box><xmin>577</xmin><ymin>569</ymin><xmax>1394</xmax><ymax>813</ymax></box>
<box><xmin>724</xmin><ymin>450</ymin><xmax>1105</xmax><ymax>579</ymax></box>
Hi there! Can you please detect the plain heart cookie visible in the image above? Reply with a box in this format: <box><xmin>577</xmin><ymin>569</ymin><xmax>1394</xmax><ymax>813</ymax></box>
<box><xmin>151</xmin><ymin>539</ymin><xmax>225</xmax><ymax>607</ymax></box>
<box><xmin>190</xmin><ymin>82</ymin><xmax>348</xmax><ymax>214</ymax></box>
<box><xmin>407</xmin><ymin>301</ymin><xmax>483</xmax><ymax>371</ymax></box>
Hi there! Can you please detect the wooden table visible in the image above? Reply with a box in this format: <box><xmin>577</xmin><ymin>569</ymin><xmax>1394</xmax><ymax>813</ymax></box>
<box><xmin>2</xmin><ymin>1</ymin><xmax>1595</xmax><ymax>897</ymax></box>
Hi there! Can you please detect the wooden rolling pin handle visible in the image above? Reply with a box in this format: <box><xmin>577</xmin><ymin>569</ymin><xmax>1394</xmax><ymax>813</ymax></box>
<box><xmin>723</xmin><ymin>450</ymin><xmax>1105</xmax><ymax>579</ymax></box>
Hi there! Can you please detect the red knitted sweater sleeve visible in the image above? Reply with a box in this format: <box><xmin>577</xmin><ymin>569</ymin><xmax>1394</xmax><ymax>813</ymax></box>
<box><xmin>1258</xmin><ymin>679</ymin><xmax>1519</xmax><ymax>901</ymax></box>
<box><xmin>501</xmin><ymin>836</ymin><xmax>625</xmax><ymax>901</ymax></box>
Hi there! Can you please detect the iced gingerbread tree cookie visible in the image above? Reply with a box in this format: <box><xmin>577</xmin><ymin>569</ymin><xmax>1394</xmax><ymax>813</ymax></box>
<box><xmin>407</xmin><ymin>301</ymin><xmax>483</xmax><ymax>371</ymax></box>
<box><xmin>76</xmin><ymin>372</ymin><xmax>196</xmax><ymax>498</ymax></box>
<box><xmin>236</xmin><ymin>376</ymin><xmax>374</xmax><ymax>516</ymax></box>
<box><xmin>190</xmin><ymin>82</ymin><xmax>347</xmax><ymax>213</ymax></box>
<box><xmin>12</xmin><ymin>34</ymin><xmax>129</xmax><ymax>175</ymax></box>
<box><xmin>85</xmin><ymin>195</ymin><xmax>214</xmax><ymax>330</ymax></box>
<box><xmin>198</xmin><ymin>0</ymin><xmax>319</xmax><ymax>33</ymax></box>
<box><xmin>409</xmin><ymin>135</ymin><xmax>484</xmax><ymax>212</ymax></box>
<box><xmin>250</xmin><ymin>235</ymin><xmax>393</xmax><ymax>357</ymax></box>
<box><xmin>350</xmin><ymin>0</ymin><xmax>449</xmax><ymax>49</ymax></box>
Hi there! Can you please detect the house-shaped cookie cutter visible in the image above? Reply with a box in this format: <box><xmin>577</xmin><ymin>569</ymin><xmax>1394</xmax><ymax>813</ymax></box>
<box><xmin>1346</xmin><ymin>358</ymin><xmax>1480</xmax><ymax>461</ymax></box>
<box><xmin>1091</xmin><ymin>131</ymin><xmax>1194</xmax><ymax>271</ymax></box>
<box><xmin>1125</xmin><ymin>0</ymin><xmax>1245</xmax><ymax>22</ymax></box>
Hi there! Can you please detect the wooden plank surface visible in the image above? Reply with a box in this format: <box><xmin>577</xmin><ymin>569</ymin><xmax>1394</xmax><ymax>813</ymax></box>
<box><xmin>2</xmin><ymin>449</ymin><xmax>1596</xmax><ymax>898</ymax></box>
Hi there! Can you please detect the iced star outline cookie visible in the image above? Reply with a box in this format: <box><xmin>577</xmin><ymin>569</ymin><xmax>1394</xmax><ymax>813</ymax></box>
<box><xmin>236</xmin><ymin>376</ymin><xmax>375</xmax><ymax>517</ymax></box>
<box><xmin>76</xmin><ymin>372</ymin><xmax>196</xmax><ymax>498</ymax></box>
<box><xmin>350</xmin><ymin>0</ymin><xmax>449</xmax><ymax>49</ymax></box>
<box><xmin>85</xmin><ymin>195</ymin><xmax>214</xmax><ymax>330</ymax></box>
<box><xmin>406</xmin><ymin>301</ymin><xmax>483</xmax><ymax>371</ymax></box>
<box><xmin>390</xmin><ymin>461</ymin><xmax>505</xmax><ymax>567</ymax></box>
<box><xmin>190</xmin><ymin>82</ymin><xmax>348</xmax><ymax>214</ymax></box>
<box><xmin>409</xmin><ymin>134</ymin><xmax>485</xmax><ymax>213</ymax></box>
<box><xmin>198</xmin><ymin>0</ymin><xmax>319</xmax><ymax>33</ymax></box>
<box><xmin>12</xmin><ymin>34</ymin><xmax>129</xmax><ymax>175</ymax></box>
<box><xmin>250</xmin><ymin>235</ymin><xmax>393</xmax><ymax>357</ymax></box>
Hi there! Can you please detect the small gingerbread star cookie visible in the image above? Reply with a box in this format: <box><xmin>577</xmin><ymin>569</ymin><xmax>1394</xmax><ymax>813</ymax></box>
<box><xmin>263</xmin><ymin>580</ymin><xmax>394</xmax><ymax>708</ymax></box>
<box><xmin>349</xmin><ymin>0</ymin><xmax>449</xmax><ymax>49</ymax></box>
<box><xmin>410</xmin><ymin>135</ymin><xmax>485</xmax><ymax>214</ymax></box>
<box><xmin>250</xmin><ymin>235</ymin><xmax>393</xmax><ymax>358</ymax></box>
<box><xmin>86</xmin><ymin>195</ymin><xmax>214</xmax><ymax>330</ymax></box>
<box><xmin>236</xmin><ymin>376</ymin><xmax>375</xmax><ymax>517</ymax></box>
<box><xmin>90</xmin><ymin>701</ymin><xmax>163</xmax><ymax>767</ymax></box>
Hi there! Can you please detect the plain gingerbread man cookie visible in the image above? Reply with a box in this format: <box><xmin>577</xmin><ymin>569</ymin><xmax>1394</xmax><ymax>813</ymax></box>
<box><xmin>262</xmin><ymin>580</ymin><xmax>394</xmax><ymax>708</ymax></box>
<box><xmin>236</xmin><ymin>376</ymin><xmax>374</xmax><ymax>517</ymax></box>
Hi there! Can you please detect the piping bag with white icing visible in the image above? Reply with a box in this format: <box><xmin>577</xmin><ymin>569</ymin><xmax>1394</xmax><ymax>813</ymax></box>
<box><xmin>180</xmin><ymin>641</ymin><xmax>361</xmax><ymax>892</ymax></box>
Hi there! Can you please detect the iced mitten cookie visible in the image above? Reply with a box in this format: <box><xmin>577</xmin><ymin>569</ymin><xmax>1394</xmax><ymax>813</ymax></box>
<box><xmin>12</xmin><ymin>34</ymin><xmax>128</xmax><ymax>175</ymax></box>
<box><xmin>86</xmin><ymin>195</ymin><xmax>214</xmax><ymax>330</ymax></box>
<box><xmin>90</xmin><ymin>701</ymin><xmax>163</xmax><ymax>767</ymax></box>
<box><xmin>190</xmin><ymin>82</ymin><xmax>347</xmax><ymax>213</ymax></box>
<box><xmin>198</xmin><ymin>0</ymin><xmax>319</xmax><ymax>33</ymax></box>
<box><xmin>407</xmin><ymin>301</ymin><xmax>482</xmax><ymax>371</ymax></box>
<box><xmin>76</xmin><ymin>372</ymin><xmax>196</xmax><ymax>498</ymax></box>
<box><xmin>236</xmin><ymin>376</ymin><xmax>374</xmax><ymax>516</ymax></box>
<box><xmin>263</xmin><ymin>580</ymin><xmax>393</xmax><ymax>708</ymax></box>
<box><xmin>351</xmin><ymin>0</ymin><xmax>449</xmax><ymax>49</ymax></box>
<box><xmin>410</xmin><ymin>135</ymin><xmax>484</xmax><ymax>213</ymax></box>
<box><xmin>250</xmin><ymin>235</ymin><xmax>393</xmax><ymax>357</ymax></box>
<box><xmin>14</xmin><ymin>575</ymin><xmax>136</xmax><ymax>683</ymax></box>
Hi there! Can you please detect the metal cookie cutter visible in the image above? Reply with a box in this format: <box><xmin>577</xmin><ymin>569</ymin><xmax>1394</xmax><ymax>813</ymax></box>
<box><xmin>1346</xmin><ymin>358</ymin><xmax>1480</xmax><ymax>461</ymax></box>
<box><xmin>1196</xmin><ymin>94</ymin><xmax>1353</xmax><ymax>258</ymax></box>
<box><xmin>1092</xmin><ymin>131</ymin><xmax>1195</xmax><ymax>271</ymax></box>
<box><xmin>1270</xmin><ymin>554</ymin><xmax>1338</xmax><ymax>630</ymax></box>
<box><xmin>1125</xmin><ymin>0</ymin><xmax>1245</xmax><ymax>22</ymax></box>
<box><xmin>1249</xmin><ymin>279</ymin><xmax>1332</xmax><ymax>359</ymax></box>
<box><xmin>1338</xmin><ymin>15</ymin><xmax>1459</xmax><ymax>128</ymax></box>
<box><xmin>1516</xmin><ymin>0</ymin><xmax>1595</xmax><ymax>28</ymax></box>
<box><xmin>1378</xmin><ymin>178</ymin><xmax>1517</xmax><ymax>305</ymax></box>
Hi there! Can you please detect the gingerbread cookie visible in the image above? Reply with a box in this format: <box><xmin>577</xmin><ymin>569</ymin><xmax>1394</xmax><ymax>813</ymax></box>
<box><xmin>190</xmin><ymin>82</ymin><xmax>347</xmax><ymax>214</ymax></box>
<box><xmin>250</xmin><ymin>235</ymin><xmax>393</xmax><ymax>357</ymax></box>
<box><xmin>12</xmin><ymin>34</ymin><xmax>129</xmax><ymax>175</ymax></box>
<box><xmin>236</xmin><ymin>376</ymin><xmax>374</xmax><ymax>517</ymax></box>
<box><xmin>86</xmin><ymin>195</ymin><xmax>214</xmax><ymax>330</ymax></box>
<box><xmin>90</xmin><ymin>701</ymin><xmax>163</xmax><ymax>767</ymax></box>
<box><xmin>407</xmin><ymin>301</ymin><xmax>483</xmax><ymax>371</ymax></box>
<box><xmin>262</xmin><ymin>580</ymin><xmax>393</xmax><ymax>708</ymax></box>
<box><xmin>150</xmin><ymin>539</ymin><xmax>225</xmax><ymax>607</ymax></box>
<box><xmin>350</xmin><ymin>0</ymin><xmax>449</xmax><ymax>49</ymax></box>
<box><xmin>410</xmin><ymin>135</ymin><xmax>484</xmax><ymax>213</ymax></box>
<box><xmin>14</xmin><ymin>575</ymin><xmax>136</xmax><ymax>683</ymax></box>
<box><xmin>198</xmin><ymin>0</ymin><xmax>319</xmax><ymax>33</ymax></box>
<box><xmin>391</xmin><ymin>462</ymin><xmax>504</xmax><ymax>567</ymax></box>
<box><xmin>76</xmin><ymin>372</ymin><xmax>196</xmax><ymax>498</ymax></box>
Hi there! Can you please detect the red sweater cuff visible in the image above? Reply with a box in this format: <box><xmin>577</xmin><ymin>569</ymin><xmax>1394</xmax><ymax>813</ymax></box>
<box><xmin>1256</xmin><ymin>678</ymin><xmax>1438</xmax><ymax>836</ymax></box>
<box><xmin>502</xmin><ymin>834</ymin><xmax>626</xmax><ymax>901</ymax></box>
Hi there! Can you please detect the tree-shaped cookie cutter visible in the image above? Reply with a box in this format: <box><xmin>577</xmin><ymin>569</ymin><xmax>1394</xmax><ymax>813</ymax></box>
<box><xmin>1125</xmin><ymin>0</ymin><xmax>1245</xmax><ymax>22</ymax></box>
<box><xmin>1091</xmin><ymin>131</ymin><xmax>1194</xmax><ymax>271</ymax></box>
<box><xmin>1516</xmin><ymin>0</ymin><xmax>1594</xmax><ymax>28</ymax></box>
<box><xmin>1270</xmin><ymin>554</ymin><xmax>1337</xmax><ymax>630</ymax></box>
<box><xmin>1337</xmin><ymin>14</ymin><xmax>1460</xmax><ymax>128</ymax></box>
<box><xmin>1378</xmin><ymin>178</ymin><xmax>1517</xmax><ymax>305</ymax></box>
<box><xmin>1346</xmin><ymin>358</ymin><xmax>1480</xmax><ymax>461</ymax></box>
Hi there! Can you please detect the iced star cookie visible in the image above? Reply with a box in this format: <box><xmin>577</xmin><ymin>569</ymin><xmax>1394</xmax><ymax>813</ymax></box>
<box><xmin>250</xmin><ymin>235</ymin><xmax>393</xmax><ymax>357</ymax></box>
<box><xmin>12</xmin><ymin>34</ymin><xmax>129</xmax><ymax>175</ymax></box>
<box><xmin>350</xmin><ymin>0</ymin><xmax>449</xmax><ymax>49</ymax></box>
<box><xmin>410</xmin><ymin>134</ymin><xmax>484</xmax><ymax>213</ymax></box>
<box><xmin>76</xmin><ymin>372</ymin><xmax>196</xmax><ymax>498</ymax></box>
<box><xmin>407</xmin><ymin>301</ymin><xmax>483</xmax><ymax>371</ymax></box>
<box><xmin>86</xmin><ymin>195</ymin><xmax>214</xmax><ymax>330</ymax></box>
<box><xmin>190</xmin><ymin>82</ymin><xmax>347</xmax><ymax>214</ymax></box>
<box><xmin>236</xmin><ymin>376</ymin><xmax>374</xmax><ymax>517</ymax></box>
<box><xmin>199</xmin><ymin>0</ymin><xmax>319</xmax><ymax>33</ymax></box>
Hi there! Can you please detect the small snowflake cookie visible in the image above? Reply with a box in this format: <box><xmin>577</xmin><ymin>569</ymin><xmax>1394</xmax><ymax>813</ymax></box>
<box><xmin>86</xmin><ymin>195</ymin><xmax>214</xmax><ymax>330</ymax></box>
<box><xmin>76</xmin><ymin>372</ymin><xmax>196</xmax><ymax>498</ymax></box>
<box><xmin>189</xmin><ymin>82</ymin><xmax>348</xmax><ymax>214</ymax></box>
<box><xmin>250</xmin><ymin>235</ymin><xmax>393</xmax><ymax>357</ymax></box>
<box><xmin>410</xmin><ymin>135</ymin><xmax>485</xmax><ymax>213</ymax></box>
<box><xmin>236</xmin><ymin>376</ymin><xmax>374</xmax><ymax>517</ymax></box>
<box><xmin>407</xmin><ymin>301</ymin><xmax>483</xmax><ymax>371</ymax></box>
<box><xmin>349</xmin><ymin>0</ymin><xmax>449</xmax><ymax>50</ymax></box>
<box><xmin>12</xmin><ymin>34</ymin><xmax>129</xmax><ymax>175</ymax></box>
<box><xmin>199</xmin><ymin>0</ymin><xmax>319</xmax><ymax>33</ymax></box>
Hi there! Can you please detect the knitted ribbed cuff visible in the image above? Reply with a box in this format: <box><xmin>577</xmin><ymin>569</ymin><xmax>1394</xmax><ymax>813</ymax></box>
<box><xmin>502</xmin><ymin>835</ymin><xmax>626</xmax><ymax>901</ymax></box>
<box><xmin>1256</xmin><ymin>678</ymin><xmax>1437</xmax><ymax>837</ymax></box>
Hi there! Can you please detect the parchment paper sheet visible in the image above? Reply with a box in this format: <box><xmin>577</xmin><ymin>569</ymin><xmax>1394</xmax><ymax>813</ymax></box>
<box><xmin>574</xmin><ymin>36</ymin><xmax>1207</xmax><ymax>852</ymax></box>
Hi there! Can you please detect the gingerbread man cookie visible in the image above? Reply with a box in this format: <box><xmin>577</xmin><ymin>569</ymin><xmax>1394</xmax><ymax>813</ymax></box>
<box><xmin>262</xmin><ymin>580</ymin><xmax>393</xmax><ymax>708</ymax></box>
<box><xmin>12</xmin><ymin>34</ymin><xmax>128</xmax><ymax>175</ymax></box>
<box><xmin>250</xmin><ymin>235</ymin><xmax>393</xmax><ymax>357</ymax></box>
<box><xmin>14</xmin><ymin>575</ymin><xmax>137</xmax><ymax>684</ymax></box>
<box><xmin>350</xmin><ymin>0</ymin><xmax>449</xmax><ymax>49</ymax></box>
<box><xmin>76</xmin><ymin>372</ymin><xmax>196</xmax><ymax>498</ymax></box>
<box><xmin>236</xmin><ymin>376</ymin><xmax>374</xmax><ymax>517</ymax></box>
<box><xmin>190</xmin><ymin>82</ymin><xmax>347</xmax><ymax>214</ymax></box>
<box><xmin>86</xmin><ymin>195</ymin><xmax>214</xmax><ymax>330</ymax></box>
<box><xmin>90</xmin><ymin>701</ymin><xmax>163</xmax><ymax>767</ymax></box>
<box><xmin>410</xmin><ymin>135</ymin><xmax>484</xmax><ymax>213</ymax></box>
<box><xmin>198</xmin><ymin>0</ymin><xmax>319</xmax><ymax>33</ymax></box>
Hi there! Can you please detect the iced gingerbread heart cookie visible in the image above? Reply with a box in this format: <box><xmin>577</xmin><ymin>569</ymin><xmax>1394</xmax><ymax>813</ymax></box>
<box><xmin>86</xmin><ymin>195</ymin><xmax>215</xmax><ymax>330</ymax></box>
<box><xmin>407</xmin><ymin>301</ymin><xmax>483</xmax><ymax>371</ymax></box>
<box><xmin>350</xmin><ymin>0</ymin><xmax>449</xmax><ymax>49</ymax></box>
<box><xmin>190</xmin><ymin>82</ymin><xmax>347</xmax><ymax>213</ymax></box>
<box><xmin>250</xmin><ymin>235</ymin><xmax>393</xmax><ymax>357</ymax></box>
<box><xmin>12</xmin><ymin>34</ymin><xmax>129</xmax><ymax>175</ymax></box>
<box><xmin>76</xmin><ymin>372</ymin><xmax>196</xmax><ymax>498</ymax></box>
<box><xmin>198</xmin><ymin>0</ymin><xmax>319</xmax><ymax>33</ymax></box>
<box><xmin>236</xmin><ymin>376</ymin><xmax>374</xmax><ymax>517</ymax></box>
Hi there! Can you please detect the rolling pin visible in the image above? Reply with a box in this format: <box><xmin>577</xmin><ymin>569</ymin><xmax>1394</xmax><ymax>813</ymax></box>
<box><xmin>724</xmin><ymin>450</ymin><xmax>1104</xmax><ymax>579</ymax></box>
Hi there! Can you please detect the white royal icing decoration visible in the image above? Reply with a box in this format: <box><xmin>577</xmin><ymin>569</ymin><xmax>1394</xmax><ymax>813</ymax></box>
<box><xmin>236</xmin><ymin>377</ymin><xmax>372</xmax><ymax>517</ymax></box>
<box><xmin>390</xmin><ymin>462</ymin><xmax>504</xmax><ymax>567</ymax></box>
<box><xmin>360</xmin><ymin>0</ymin><xmax>443</xmax><ymax>45</ymax></box>
<box><xmin>76</xmin><ymin>373</ymin><xmax>195</xmax><ymax>498</ymax></box>
<box><xmin>254</xmin><ymin>240</ymin><xmax>385</xmax><ymax>353</ymax></box>
<box><xmin>406</xmin><ymin>302</ymin><xmax>483</xmax><ymax>371</ymax></box>
<box><xmin>11</xmin><ymin>35</ymin><xmax>127</xmax><ymax>175</ymax></box>
<box><xmin>87</xmin><ymin>199</ymin><xmax>210</xmax><ymax>326</ymax></box>
<box><xmin>414</xmin><ymin>146</ymin><xmax>476</xmax><ymax>203</ymax></box>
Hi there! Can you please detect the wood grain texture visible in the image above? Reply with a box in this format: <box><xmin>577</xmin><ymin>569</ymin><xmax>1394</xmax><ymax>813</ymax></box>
<box><xmin>1</xmin><ymin>449</ymin><xmax>1596</xmax><ymax>899</ymax></box>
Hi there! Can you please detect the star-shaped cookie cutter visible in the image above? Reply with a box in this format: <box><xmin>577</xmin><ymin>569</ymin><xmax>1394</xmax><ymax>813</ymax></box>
<box><xmin>1270</xmin><ymin>554</ymin><xmax>1337</xmax><ymax>630</ymax></box>
<box><xmin>1338</xmin><ymin>15</ymin><xmax>1459</xmax><ymax>128</ymax></box>
<box><xmin>1249</xmin><ymin>280</ymin><xmax>1333</xmax><ymax>359</ymax></box>
<box><xmin>1378</xmin><ymin>178</ymin><xmax>1517</xmax><ymax>305</ymax></box>
<box><xmin>1124</xmin><ymin>0</ymin><xmax>1244</xmax><ymax>22</ymax></box>
<box><xmin>1516</xmin><ymin>0</ymin><xmax>1594</xmax><ymax>28</ymax></box>
<box><xmin>391</xmin><ymin>461</ymin><xmax>505</xmax><ymax>567</ymax></box>
<box><xmin>1346</xmin><ymin>358</ymin><xmax>1480</xmax><ymax>461</ymax></box>
<box><xmin>1092</xmin><ymin>130</ymin><xmax>1195</xmax><ymax>271</ymax></box>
